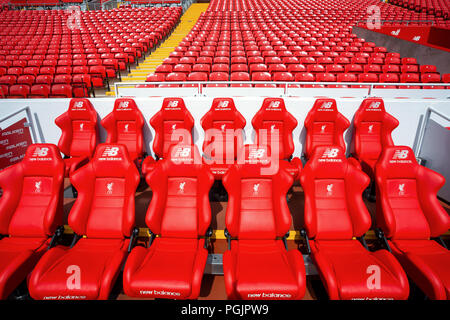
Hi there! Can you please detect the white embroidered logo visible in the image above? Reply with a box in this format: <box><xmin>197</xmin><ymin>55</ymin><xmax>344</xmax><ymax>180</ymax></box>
<box><xmin>32</xmin><ymin>147</ymin><xmax>49</xmax><ymax>157</ymax></box>
<box><xmin>320</xmin><ymin>125</ymin><xmax>326</xmax><ymax>133</ymax></box>
<box><xmin>253</xmin><ymin>183</ymin><xmax>260</xmax><ymax>194</ymax></box>
<box><xmin>398</xmin><ymin>183</ymin><xmax>405</xmax><ymax>196</ymax></box>
<box><xmin>326</xmin><ymin>184</ymin><xmax>333</xmax><ymax>196</ymax></box>
<box><xmin>124</xmin><ymin>124</ymin><xmax>129</xmax><ymax>132</ymax></box>
<box><xmin>392</xmin><ymin>150</ymin><xmax>409</xmax><ymax>160</ymax></box>
<box><xmin>368</xmin><ymin>124</ymin><xmax>373</xmax><ymax>133</ymax></box>
<box><xmin>35</xmin><ymin>181</ymin><xmax>42</xmax><ymax>193</ymax></box>
<box><xmin>322</xmin><ymin>148</ymin><xmax>339</xmax><ymax>158</ymax></box>
<box><xmin>179</xmin><ymin>182</ymin><xmax>186</xmax><ymax>193</ymax></box>
<box><xmin>107</xmin><ymin>182</ymin><xmax>114</xmax><ymax>194</ymax></box>
<box><xmin>102</xmin><ymin>147</ymin><xmax>119</xmax><ymax>157</ymax></box>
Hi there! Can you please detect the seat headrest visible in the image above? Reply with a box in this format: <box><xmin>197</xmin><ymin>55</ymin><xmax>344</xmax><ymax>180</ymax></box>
<box><xmin>160</xmin><ymin>97</ymin><xmax>188</xmax><ymax>118</ymax></box>
<box><xmin>356</xmin><ymin>97</ymin><xmax>387</xmax><ymax>121</ymax></box>
<box><xmin>376</xmin><ymin>146</ymin><xmax>418</xmax><ymax>178</ymax></box>
<box><xmin>22</xmin><ymin>143</ymin><xmax>64</xmax><ymax>175</ymax></box>
<box><xmin>309</xmin><ymin>98</ymin><xmax>339</xmax><ymax>121</ymax></box>
<box><xmin>92</xmin><ymin>144</ymin><xmax>133</xmax><ymax>177</ymax></box>
<box><xmin>67</xmin><ymin>98</ymin><xmax>97</xmax><ymax>120</ymax></box>
<box><xmin>258</xmin><ymin>97</ymin><xmax>288</xmax><ymax>119</ymax></box>
<box><xmin>201</xmin><ymin>97</ymin><xmax>246</xmax><ymax>129</ymax></box>
<box><xmin>306</xmin><ymin>145</ymin><xmax>348</xmax><ymax>178</ymax></box>
<box><xmin>166</xmin><ymin>144</ymin><xmax>203</xmax><ymax>165</ymax></box>
<box><xmin>113</xmin><ymin>98</ymin><xmax>141</xmax><ymax>121</ymax></box>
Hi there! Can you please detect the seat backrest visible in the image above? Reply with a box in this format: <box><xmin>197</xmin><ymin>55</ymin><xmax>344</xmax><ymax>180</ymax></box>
<box><xmin>0</xmin><ymin>144</ymin><xmax>64</xmax><ymax>238</ymax></box>
<box><xmin>150</xmin><ymin>97</ymin><xmax>194</xmax><ymax>159</ymax></box>
<box><xmin>252</xmin><ymin>97</ymin><xmax>298</xmax><ymax>160</ymax></box>
<box><xmin>300</xmin><ymin>146</ymin><xmax>371</xmax><ymax>240</ymax></box>
<box><xmin>68</xmin><ymin>144</ymin><xmax>139</xmax><ymax>239</ymax></box>
<box><xmin>55</xmin><ymin>98</ymin><xmax>99</xmax><ymax>159</ymax></box>
<box><xmin>145</xmin><ymin>144</ymin><xmax>213</xmax><ymax>238</ymax></box>
<box><xmin>375</xmin><ymin>146</ymin><xmax>449</xmax><ymax>240</ymax></box>
<box><xmin>304</xmin><ymin>98</ymin><xmax>350</xmax><ymax>160</ymax></box>
<box><xmin>101</xmin><ymin>98</ymin><xmax>145</xmax><ymax>161</ymax></box>
<box><xmin>223</xmin><ymin>144</ymin><xmax>293</xmax><ymax>239</ymax></box>
<box><xmin>352</xmin><ymin>98</ymin><xmax>399</xmax><ymax>163</ymax></box>
<box><xmin>201</xmin><ymin>97</ymin><xmax>246</xmax><ymax>163</ymax></box>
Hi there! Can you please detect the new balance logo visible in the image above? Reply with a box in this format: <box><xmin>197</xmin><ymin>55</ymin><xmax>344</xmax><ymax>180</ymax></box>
<box><xmin>72</xmin><ymin>101</ymin><xmax>85</xmax><ymax>109</ymax></box>
<box><xmin>249</xmin><ymin>148</ymin><xmax>266</xmax><ymax>159</ymax></box>
<box><xmin>392</xmin><ymin>150</ymin><xmax>409</xmax><ymax>160</ymax></box>
<box><xmin>167</xmin><ymin>100</ymin><xmax>180</xmax><ymax>108</ymax></box>
<box><xmin>267</xmin><ymin>100</ymin><xmax>281</xmax><ymax>109</ymax></box>
<box><xmin>173</xmin><ymin>147</ymin><xmax>191</xmax><ymax>158</ymax></box>
<box><xmin>32</xmin><ymin>147</ymin><xmax>49</xmax><ymax>157</ymax></box>
<box><xmin>118</xmin><ymin>101</ymin><xmax>130</xmax><ymax>109</ymax></box>
<box><xmin>367</xmin><ymin>101</ymin><xmax>382</xmax><ymax>110</ymax></box>
<box><xmin>322</xmin><ymin>148</ymin><xmax>339</xmax><ymax>158</ymax></box>
<box><xmin>321</xmin><ymin>101</ymin><xmax>333</xmax><ymax>109</ymax></box>
<box><xmin>217</xmin><ymin>100</ymin><xmax>230</xmax><ymax>108</ymax></box>
<box><xmin>102</xmin><ymin>147</ymin><xmax>119</xmax><ymax>157</ymax></box>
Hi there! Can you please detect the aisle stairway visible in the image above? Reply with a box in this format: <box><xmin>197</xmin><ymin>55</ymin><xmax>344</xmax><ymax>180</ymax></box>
<box><xmin>106</xmin><ymin>3</ymin><xmax>209</xmax><ymax>96</ymax></box>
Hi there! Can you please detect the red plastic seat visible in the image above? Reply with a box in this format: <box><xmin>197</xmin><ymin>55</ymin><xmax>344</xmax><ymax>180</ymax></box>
<box><xmin>29</xmin><ymin>144</ymin><xmax>140</xmax><ymax>300</ymax></box>
<box><xmin>304</xmin><ymin>98</ymin><xmax>350</xmax><ymax>160</ymax></box>
<box><xmin>300</xmin><ymin>146</ymin><xmax>409</xmax><ymax>300</ymax></box>
<box><xmin>7</xmin><ymin>84</ymin><xmax>29</xmax><ymax>99</ymax></box>
<box><xmin>222</xmin><ymin>145</ymin><xmax>306</xmax><ymax>300</ymax></box>
<box><xmin>0</xmin><ymin>144</ymin><xmax>64</xmax><ymax>299</ymax></box>
<box><xmin>55</xmin><ymin>98</ymin><xmax>99</xmax><ymax>177</ymax></box>
<box><xmin>375</xmin><ymin>146</ymin><xmax>450</xmax><ymax>300</ymax></box>
<box><xmin>149</xmin><ymin>97</ymin><xmax>194</xmax><ymax>159</ymax></box>
<box><xmin>50</xmin><ymin>84</ymin><xmax>73</xmax><ymax>98</ymax></box>
<box><xmin>251</xmin><ymin>98</ymin><xmax>297</xmax><ymax>160</ymax></box>
<box><xmin>29</xmin><ymin>85</ymin><xmax>50</xmax><ymax>98</ymax></box>
<box><xmin>101</xmin><ymin>98</ymin><xmax>146</xmax><ymax>163</ymax></box>
<box><xmin>201</xmin><ymin>98</ymin><xmax>246</xmax><ymax>179</ymax></box>
<box><xmin>123</xmin><ymin>145</ymin><xmax>214</xmax><ymax>299</ymax></box>
<box><xmin>352</xmin><ymin>98</ymin><xmax>399</xmax><ymax>179</ymax></box>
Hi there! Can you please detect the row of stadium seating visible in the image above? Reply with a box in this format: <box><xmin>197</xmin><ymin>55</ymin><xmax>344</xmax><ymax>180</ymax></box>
<box><xmin>0</xmin><ymin>7</ymin><xmax>182</xmax><ymax>97</ymax></box>
<box><xmin>145</xmin><ymin>0</ymin><xmax>449</xmax><ymax>85</ymax></box>
<box><xmin>390</xmin><ymin>0</ymin><xmax>449</xmax><ymax>19</ymax></box>
<box><xmin>52</xmin><ymin>96</ymin><xmax>401</xmax><ymax>184</ymax></box>
<box><xmin>0</xmin><ymin>133</ymin><xmax>448</xmax><ymax>299</ymax></box>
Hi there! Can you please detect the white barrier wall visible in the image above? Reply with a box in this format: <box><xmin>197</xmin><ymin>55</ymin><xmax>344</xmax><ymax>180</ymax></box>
<box><xmin>0</xmin><ymin>96</ymin><xmax>449</xmax><ymax>163</ymax></box>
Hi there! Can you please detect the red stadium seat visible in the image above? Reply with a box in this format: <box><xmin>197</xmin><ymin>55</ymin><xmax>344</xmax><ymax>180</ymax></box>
<box><xmin>149</xmin><ymin>97</ymin><xmax>194</xmax><ymax>159</ymax></box>
<box><xmin>0</xmin><ymin>144</ymin><xmax>65</xmax><ymax>299</ymax></box>
<box><xmin>300</xmin><ymin>146</ymin><xmax>409</xmax><ymax>300</ymax></box>
<box><xmin>123</xmin><ymin>145</ymin><xmax>214</xmax><ymax>299</ymax></box>
<box><xmin>101</xmin><ymin>98</ymin><xmax>146</xmax><ymax>164</ymax></box>
<box><xmin>55</xmin><ymin>98</ymin><xmax>99</xmax><ymax>177</ymax></box>
<box><xmin>303</xmin><ymin>98</ymin><xmax>350</xmax><ymax>160</ymax></box>
<box><xmin>375</xmin><ymin>146</ymin><xmax>450</xmax><ymax>300</ymax></box>
<box><xmin>222</xmin><ymin>145</ymin><xmax>306</xmax><ymax>300</ymax></box>
<box><xmin>352</xmin><ymin>98</ymin><xmax>399</xmax><ymax>179</ymax></box>
<box><xmin>29</xmin><ymin>144</ymin><xmax>140</xmax><ymax>300</ymax></box>
<box><xmin>201</xmin><ymin>98</ymin><xmax>246</xmax><ymax>179</ymax></box>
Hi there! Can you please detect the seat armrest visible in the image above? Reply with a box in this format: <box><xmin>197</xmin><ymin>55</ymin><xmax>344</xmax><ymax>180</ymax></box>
<box><xmin>141</xmin><ymin>156</ymin><xmax>157</xmax><ymax>176</ymax></box>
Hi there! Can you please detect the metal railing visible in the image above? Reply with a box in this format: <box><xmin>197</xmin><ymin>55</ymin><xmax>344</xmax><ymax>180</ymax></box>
<box><xmin>114</xmin><ymin>81</ymin><xmax>449</xmax><ymax>97</ymax></box>
<box><xmin>355</xmin><ymin>19</ymin><xmax>436</xmax><ymax>27</ymax></box>
<box><xmin>0</xmin><ymin>106</ymin><xmax>38</xmax><ymax>144</ymax></box>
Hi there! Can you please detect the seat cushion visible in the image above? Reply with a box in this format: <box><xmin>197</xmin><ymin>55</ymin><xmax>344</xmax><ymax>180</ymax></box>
<box><xmin>312</xmin><ymin>240</ymin><xmax>409</xmax><ymax>300</ymax></box>
<box><xmin>28</xmin><ymin>238</ymin><xmax>128</xmax><ymax>300</ymax></box>
<box><xmin>390</xmin><ymin>239</ymin><xmax>450</xmax><ymax>300</ymax></box>
<box><xmin>0</xmin><ymin>237</ymin><xmax>48</xmax><ymax>299</ymax></box>
<box><xmin>223</xmin><ymin>240</ymin><xmax>305</xmax><ymax>299</ymax></box>
<box><xmin>123</xmin><ymin>238</ymin><xmax>207</xmax><ymax>299</ymax></box>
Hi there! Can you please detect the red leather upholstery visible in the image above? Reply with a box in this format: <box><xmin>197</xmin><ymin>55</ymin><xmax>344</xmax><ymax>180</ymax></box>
<box><xmin>304</xmin><ymin>98</ymin><xmax>350</xmax><ymax>160</ymax></box>
<box><xmin>150</xmin><ymin>97</ymin><xmax>194</xmax><ymax>159</ymax></box>
<box><xmin>300</xmin><ymin>146</ymin><xmax>409</xmax><ymax>300</ymax></box>
<box><xmin>28</xmin><ymin>144</ymin><xmax>140</xmax><ymax>300</ymax></box>
<box><xmin>0</xmin><ymin>144</ymin><xmax>64</xmax><ymax>299</ymax></box>
<box><xmin>222</xmin><ymin>146</ymin><xmax>306</xmax><ymax>300</ymax></box>
<box><xmin>101</xmin><ymin>98</ymin><xmax>146</xmax><ymax>163</ymax></box>
<box><xmin>252</xmin><ymin>97</ymin><xmax>298</xmax><ymax>160</ymax></box>
<box><xmin>375</xmin><ymin>146</ymin><xmax>450</xmax><ymax>300</ymax></box>
<box><xmin>55</xmin><ymin>98</ymin><xmax>99</xmax><ymax>177</ymax></box>
<box><xmin>352</xmin><ymin>98</ymin><xmax>399</xmax><ymax>179</ymax></box>
<box><xmin>201</xmin><ymin>97</ymin><xmax>246</xmax><ymax>179</ymax></box>
<box><xmin>123</xmin><ymin>145</ymin><xmax>214</xmax><ymax>299</ymax></box>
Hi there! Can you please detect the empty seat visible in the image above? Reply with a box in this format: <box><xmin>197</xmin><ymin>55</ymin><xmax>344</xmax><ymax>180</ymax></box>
<box><xmin>29</xmin><ymin>144</ymin><xmax>140</xmax><ymax>300</ymax></box>
<box><xmin>149</xmin><ymin>97</ymin><xmax>194</xmax><ymax>159</ymax></box>
<box><xmin>7</xmin><ymin>84</ymin><xmax>29</xmax><ymax>99</ymax></box>
<box><xmin>55</xmin><ymin>98</ymin><xmax>99</xmax><ymax>177</ymax></box>
<box><xmin>201</xmin><ymin>98</ymin><xmax>246</xmax><ymax>179</ymax></box>
<box><xmin>123</xmin><ymin>144</ymin><xmax>214</xmax><ymax>299</ymax></box>
<box><xmin>101</xmin><ymin>98</ymin><xmax>146</xmax><ymax>164</ymax></box>
<box><xmin>222</xmin><ymin>145</ymin><xmax>306</xmax><ymax>299</ymax></box>
<box><xmin>0</xmin><ymin>144</ymin><xmax>65</xmax><ymax>299</ymax></box>
<box><xmin>300</xmin><ymin>146</ymin><xmax>409</xmax><ymax>300</ymax></box>
<box><xmin>375</xmin><ymin>146</ymin><xmax>450</xmax><ymax>300</ymax></box>
<box><xmin>352</xmin><ymin>98</ymin><xmax>399</xmax><ymax>179</ymax></box>
<box><xmin>303</xmin><ymin>98</ymin><xmax>350</xmax><ymax>160</ymax></box>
